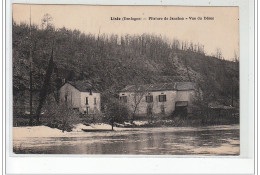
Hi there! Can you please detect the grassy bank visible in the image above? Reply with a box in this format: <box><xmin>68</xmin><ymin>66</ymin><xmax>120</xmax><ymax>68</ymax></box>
<box><xmin>13</xmin><ymin>112</ymin><xmax>239</xmax><ymax>131</ymax></box>
<box><xmin>116</xmin><ymin>114</ymin><xmax>239</xmax><ymax>128</ymax></box>
<box><xmin>13</xmin><ymin>114</ymin><xmax>101</xmax><ymax>131</ymax></box>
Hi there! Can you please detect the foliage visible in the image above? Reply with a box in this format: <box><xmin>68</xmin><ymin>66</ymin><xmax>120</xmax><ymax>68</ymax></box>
<box><xmin>42</xmin><ymin>101</ymin><xmax>80</xmax><ymax>132</ymax></box>
<box><xmin>12</xmin><ymin>21</ymin><xmax>239</xmax><ymax>121</ymax></box>
<box><xmin>104</xmin><ymin>98</ymin><xmax>130</xmax><ymax>125</ymax></box>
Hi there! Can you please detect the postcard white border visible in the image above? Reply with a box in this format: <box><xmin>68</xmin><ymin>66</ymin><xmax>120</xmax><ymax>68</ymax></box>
<box><xmin>4</xmin><ymin>0</ymin><xmax>255</xmax><ymax>174</ymax></box>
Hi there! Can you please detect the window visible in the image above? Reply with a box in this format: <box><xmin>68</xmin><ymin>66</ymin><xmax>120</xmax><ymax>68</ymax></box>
<box><xmin>159</xmin><ymin>95</ymin><xmax>166</xmax><ymax>102</ymax></box>
<box><xmin>65</xmin><ymin>95</ymin><xmax>68</xmax><ymax>102</ymax></box>
<box><xmin>89</xmin><ymin>90</ymin><xmax>92</xmax><ymax>95</ymax></box>
<box><xmin>94</xmin><ymin>98</ymin><xmax>97</xmax><ymax>105</ymax></box>
<box><xmin>85</xmin><ymin>97</ymin><xmax>88</xmax><ymax>105</ymax></box>
<box><xmin>146</xmin><ymin>95</ymin><xmax>153</xmax><ymax>103</ymax></box>
<box><xmin>120</xmin><ymin>96</ymin><xmax>127</xmax><ymax>103</ymax></box>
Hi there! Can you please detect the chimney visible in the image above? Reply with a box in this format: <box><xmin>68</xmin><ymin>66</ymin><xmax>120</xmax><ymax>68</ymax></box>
<box><xmin>62</xmin><ymin>78</ymin><xmax>66</xmax><ymax>84</ymax></box>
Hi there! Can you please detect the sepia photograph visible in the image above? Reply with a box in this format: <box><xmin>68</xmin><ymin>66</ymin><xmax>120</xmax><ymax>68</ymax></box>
<box><xmin>12</xmin><ymin>5</ymin><xmax>240</xmax><ymax>155</ymax></box>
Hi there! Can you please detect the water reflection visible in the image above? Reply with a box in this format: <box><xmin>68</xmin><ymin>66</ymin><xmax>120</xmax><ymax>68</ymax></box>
<box><xmin>13</xmin><ymin>127</ymin><xmax>239</xmax><ymax>155</ymax></box>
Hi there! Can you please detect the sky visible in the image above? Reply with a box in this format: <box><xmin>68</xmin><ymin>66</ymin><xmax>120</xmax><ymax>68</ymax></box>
<box><xmin>12</xmin><ymin>4</ymin><xmax>239</xmax><ymax>60</ymax></box>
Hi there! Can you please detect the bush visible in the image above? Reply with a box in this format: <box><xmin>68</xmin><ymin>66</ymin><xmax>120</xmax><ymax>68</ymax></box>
<box><xmin>42</xmin><ymin>102</ymin><xmax>80</xmax><ymax>132</ymax></box>
<box><xmin>104</xmin><ymin>98</ymin><xmax>130</xmax><ymax>124</ymax></box>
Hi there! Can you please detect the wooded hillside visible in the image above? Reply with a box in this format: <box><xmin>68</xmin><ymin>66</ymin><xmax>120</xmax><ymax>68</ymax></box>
<box><xmin>12</xmin><ymin>22</ymin><xmax>239</xmax><ymax>114</ymax></box>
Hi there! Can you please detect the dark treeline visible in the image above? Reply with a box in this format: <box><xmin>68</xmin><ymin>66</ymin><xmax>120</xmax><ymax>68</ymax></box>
<box><xmin>12</xmin><ymin>21</ymin><xmax>239</xmax><ymax>115</ymax></box>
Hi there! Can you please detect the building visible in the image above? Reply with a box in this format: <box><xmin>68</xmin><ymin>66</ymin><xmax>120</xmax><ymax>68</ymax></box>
<box><xmin>119</xmin><ymin>82</ymin><xmax>196</xmax><ymax>117</ymax></box>
<box><xmin>59</xmin><ymin>81</ymin><xmax>101</xmax><ymax>114</ymax></box>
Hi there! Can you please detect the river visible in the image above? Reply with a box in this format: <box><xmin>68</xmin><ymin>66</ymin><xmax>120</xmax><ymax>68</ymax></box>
<box><xmin>13</xmin><ymin>125</ymin><xmax>239</xmax><ymax>155</ymax></box>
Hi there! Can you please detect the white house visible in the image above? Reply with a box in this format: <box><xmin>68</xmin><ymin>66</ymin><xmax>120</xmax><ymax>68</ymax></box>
<box><xmin>119</xmin><ymin>82</ymin><xmax>196</xmax><ymax>117</ymax></box>
<box><xmin>59</xmin><ymin>81</ymin><xmax>101</xmax><ymax>114</ymax></box>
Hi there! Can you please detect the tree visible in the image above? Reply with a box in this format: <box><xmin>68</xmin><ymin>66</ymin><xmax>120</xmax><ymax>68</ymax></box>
<box><xmin>104</xmin><ymin>98</ymin><xmax>130</xmax><ymax>130</ymax></box>
<box><xmin>130</xmin><ymin>85</ymin><xmax>148</xmax><ymax>122</ymax></box>
<box><xmin>172</xmin><ymin>39</ymin><xmax>180</xmax><ymax>50</ymax></box>
<box><xmin>35</xmin><ymin>44</ymin><xmax>55</xmax><ymax>124</ymax></box>
<box><xmin>43</xmin><ymin>101</ymin><xmax>80</xmax><ymax>132</ymax></box>
<box><xmin>183</xmin><ymin>57</ymin><xmax>192</xmax><ymax>82</ymax></box>
<box><xmin>215</xmin><ymin>48</ymin><xmax>223</xmax><ymax>59</ymax></box>
<box><xmin>233</xmin><ymin>50</ymin><xmax>239</xmax><ymax>62</ymax></box>
<box><xmin>146</xmin><ymin>101</ymin><xmax>154</xmax><ymax>123</ymax></box>
<box><xmin>41</xmin><ymin>13</ymin><xmax>54</xmax><ymax>30</ymax></box>
<box><xmin>197</xmin><ymin>43</ymin><xmax>205</xmax><ymax>54</ymax></box>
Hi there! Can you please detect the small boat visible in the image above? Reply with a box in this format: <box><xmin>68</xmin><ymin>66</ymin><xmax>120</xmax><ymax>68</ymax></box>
<box><xmin>81</xmin><ymin>129</ymin><xmax>113</xmax><ymax>132</ymax></box>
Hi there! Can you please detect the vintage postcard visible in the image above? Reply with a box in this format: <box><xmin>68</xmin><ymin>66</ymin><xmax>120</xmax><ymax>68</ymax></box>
<box><xmin>12</xmin><ymin>4</ymin><xmax>239</xmax><ymax>155</ymax></box>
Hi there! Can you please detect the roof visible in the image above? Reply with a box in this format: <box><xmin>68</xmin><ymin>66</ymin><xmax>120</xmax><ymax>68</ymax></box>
<box><xmin>120</xmin><ymin>82</ymin><xmax>195</xmax><ymax>92</ymax></box>
<box><xmin>65</xmin><ymin>81</ymin><xmax>99</xmax><ymax>93</ymax></box>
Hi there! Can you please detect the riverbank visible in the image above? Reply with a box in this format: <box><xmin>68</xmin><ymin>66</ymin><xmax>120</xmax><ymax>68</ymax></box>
<box><xmin>13</xmin><ymin>113</ymin><xmax>239</xmax><ymax>131</ymax></box>
<box><xmin>13</xmin><ymin>124</ymin><xmax>240</xmax><ymax>155</ymax></box>
<box><xmin>13</xmin><ymin>123</ymin><xmax>239</xmax><ymax>139</ymax></box>
<box><xmin>13</xmin><ymin>123</ymin><xmax>126</xmax><ymax>139</ymax></box>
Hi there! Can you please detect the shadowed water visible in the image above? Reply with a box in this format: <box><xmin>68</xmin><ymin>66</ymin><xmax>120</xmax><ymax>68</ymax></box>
<box><xmin>13</xmin><ymin>126</ymin><xmax>239</xmax><ymax>155</ymax></box>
